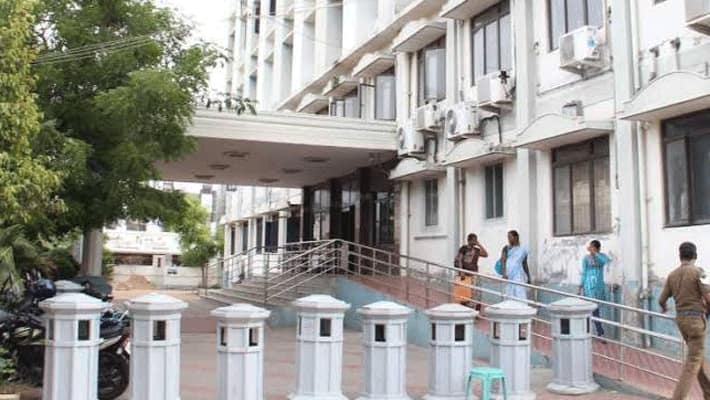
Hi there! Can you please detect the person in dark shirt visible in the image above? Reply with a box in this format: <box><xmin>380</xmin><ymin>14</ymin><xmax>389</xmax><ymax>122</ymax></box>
<box><xmin>454</xmin><ymin>233</ymin><xmax>488</xmax><ymax>310</ymax></box>
<box><xmin>659</xmin><ymin>242</ymin><xmax>710</xmax><ymax>400</ymax></box>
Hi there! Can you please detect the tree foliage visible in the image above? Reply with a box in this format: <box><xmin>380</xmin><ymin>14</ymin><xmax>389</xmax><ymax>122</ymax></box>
<box><xmin>31</xmin><ymin>0</ymin><xmax>220</xmax><ymax>236</ymax></box>
<box><xmin>166</xmin><ymin>195</ymin><xmax>219</xmax><ymax>267</ymax></box>
<box><xmin>0</xmin><ymin>0</ymin><xmax>62</xmax><ymax>226</ymax></box>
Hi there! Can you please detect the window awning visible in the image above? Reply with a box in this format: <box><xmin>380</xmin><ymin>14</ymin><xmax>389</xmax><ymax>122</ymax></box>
<box><xmin>442</xmin><ymin>139</ymin><xmax>515</xmax><ymax>168</ymax></box>
<box><xmin>621</xmin><ymin>72</ymin><xmax>710</xmax><ymax>121</ymax></box>
<box><xmin>389</xmin><ymin>158</ymin><xmax>445</xmax><ymax>181</ymax></box>
<box><xmin>322</xmin><ymin>76</ymin><xmax>360</xmax><ymax>98</ymax></box>
<box><xmin>514</xmin><ymin>113</ymin><xmax>614</xmax><ymax>150</ymax></box>
<box><xmin>297</xmin><ymin>94</ymin><xmax>329</xmax><ymax>113</ymax></box>
<box><xmin>440</xmin><ymin>0</ymin><xmax>500</xmax><ymax>20</ymax></box>
<box><xmin>353</xmin><ymin>52</ymin><xmax>396</xmax><ymax>78</ymax></box>
<box><xmin>392</xmin><ymin>19</ymin><xmax>446</xmax><ymax>53</ymax></box>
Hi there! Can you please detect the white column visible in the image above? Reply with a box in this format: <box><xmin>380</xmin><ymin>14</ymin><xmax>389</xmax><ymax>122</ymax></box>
<box><xmin>40</xmin><ymin>293</ymin><xmax>107</xmax><ymax>400</ymax></box>
<box><xmin>546</xmin><ymin>298</ymin><xmax>599</xmax><ymax>395</ymax></box>
<box><xmin>424</xmin><ymin>304</ymin><xmax>477</xmax><ymax>400</ymax></box>
<box><xmin>485</xmin><ymin>300</ymin><xmax>537</xmax><ymax>400</ymax></box>
<box><xmin>212</xmin><ymin>304</ymin><xmax>271</xmax><ymax>400</ymax></box>
<box><xmin>357</xmin><ymin>301</ymin><xmax>412</xmax><ymax>400</ymax></box>
<box><xmin>278</xmin><ymin>210</ymin><xmax>289</xmax><ymax>249</ymax></box>
<box><xmin>128</xmin><ymin>293</ymin><xmax>188</xmax><ymax>400</ymax></box>
<box><xmin>290</xmin><ymin>295</ymin><xmax>350</xmax><ymax>400</ymax></box>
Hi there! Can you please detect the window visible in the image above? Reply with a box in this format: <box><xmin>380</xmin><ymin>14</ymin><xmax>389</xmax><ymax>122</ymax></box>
<box><xmin>663</xmin><ymin>112</ymin><xmax>710</xmax><ymax>226</ymax></box>
<box><xmin>454</xmin><ymin>324</ymin><xmax>466</xmax><ymax>342</ymax></box>
<box><xmin>320</xmin><ymin>318</ymin><xmax>332</xmax><ymax>337</ymax></box>
<box><xmin>471</xmin><ymin>1</ymin><xmax>512</xmax><ymax>82</ymax></box>
<box><xmin>560</xmin><ymin>318</ymin><xmax>570</xmax><ymax>335</ymax></box>
<box><xmin>153</xmin><ymin>320</ymin><xmax>166</xmax><ymax>341</ymax></box>
<box><xmin>254</xmin><ymin>1</ymin><xmax>261</xmax><ymax>34</ymax></box>
<box><xmin>331</xmin><ymin>88</ymin><xmax>359</xmax><ymax>118</ymax></box>
<box><xmin>485</xmin><ymin>163</ymin><xmax>504</xmax><ymax>219</ymax></box>
<box><xmin>417</xmin><ymin>37</ymin><xmax>446</xmax><ymax>106</ymax></box>
<box><xmin>265</xmin><ymin>218</ymin><xmax>278</xmax><ymax>253</ymax></box>
<box><xmin>375</xmin><ymin>324</ymin><xmax>386</xmax><ymax>342</ymax></box>
<box><xmin>548</xmin><ymin>0</ymin><xmax>605</xmax><ymax>50</ymax></box>
<box><xmin>374</xmin><ymin>192</ymin><xmax>395</xmax><ymax>246</ymax></box>
<box><xmin>375</xmin><ymin>68</ymin><xmax>396</xmax><ymax>120</ymax></box>
<box><xmin>424</xmin><ymin>179</ymin><xmax>439</xmax><ymax>226</ymax></box>
<box><xmin>552</xmin><ymin>136</ymin><xmax>611</xmax><ymax>235</ymax></box>
<box><xmin>78</xmin><ymin>320</ymin><xmax>91</xmax><ymax>341</ymax></box>
<box><xmin>249</xmin><ymin>327</ymin><xmax>259</xmax><ymax>346</ymax></box>
<box><xmin>269</xmin><ymin>0</ymin><xmax>277</xmax><ymax>15</ymax></box>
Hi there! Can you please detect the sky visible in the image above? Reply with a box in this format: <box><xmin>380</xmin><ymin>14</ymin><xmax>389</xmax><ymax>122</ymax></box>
<box><xmin>160</xmin><ymin>0</ymin><xmax>232</xmax><ymax>93</ymax></box>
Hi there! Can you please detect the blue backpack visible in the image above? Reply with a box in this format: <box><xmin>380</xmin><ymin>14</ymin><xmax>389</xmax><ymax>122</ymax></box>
<box><xmin>494</xmin><ymin>246</ymin><xmax>510</xmax><ymax>276</ymax></box>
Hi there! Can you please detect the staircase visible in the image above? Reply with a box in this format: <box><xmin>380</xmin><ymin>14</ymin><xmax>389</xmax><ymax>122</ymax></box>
<box><xmin>202</xmin><ymin>239</ymin><xmax>690</xmax><ymax>399</ymax></box>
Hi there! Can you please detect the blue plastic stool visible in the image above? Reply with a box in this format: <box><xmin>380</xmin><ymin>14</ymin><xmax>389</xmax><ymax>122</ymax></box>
<box><xmin>465</xmin><ymin>367</ymin><xmax>508</xmax><ymax>400</ymax></box>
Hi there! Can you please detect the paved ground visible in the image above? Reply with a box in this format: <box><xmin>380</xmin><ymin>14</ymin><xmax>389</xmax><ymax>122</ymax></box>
<box><xmin>21</xmin><ymin>290</ymin><xmax>650</xmax><ymax>399</ymax></box>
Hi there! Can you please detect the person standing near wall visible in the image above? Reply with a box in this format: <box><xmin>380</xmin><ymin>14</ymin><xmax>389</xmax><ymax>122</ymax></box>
<box><xmin>454</xmin><ymin>233</ymin><xmax>488</xmax><ymax>310</ymax></box>
<box><xmin>501</xmin><ymin>230</ymin><xmax>530</xmax><ymax>301</ymax></box>
<box><xmin>579</xmin><ymin>240</ymin><xmax>611</xmax><ymax>337</ymax></box>
<box><xmin>659</xmin><ymin>242</ymin><xmax>710</xmax><ymax>400</ymax></box>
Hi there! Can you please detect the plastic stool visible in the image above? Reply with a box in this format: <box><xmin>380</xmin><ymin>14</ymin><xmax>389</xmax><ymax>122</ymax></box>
<box><xmin>465</xmin><ymin>367</ymin><xmax>508</xmax><ymax>400</ymax></box>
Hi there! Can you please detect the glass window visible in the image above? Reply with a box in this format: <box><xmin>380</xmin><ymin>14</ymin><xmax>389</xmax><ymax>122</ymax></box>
<box><xmin>485</xmin><ymin>163</ymin><xmax>504</xmax><ymax>219</ymax></box>
<box><xmin>663</xmin><ymin>112</ymin><xmax>710</xmax><ymax>226</ymax></box>
<box><xmin>424</xmin><ymin>179</ymin><xmax>439</xmax><ymax>226</ymax></box>
<box><xmin>417</xmin><ymin>37</ymin><xmax>446</xmax><ymax>106</ymax></box>
<box><xmin>375</xmin><ymin>69</ymin><xmax>396</xmax><ymax>121</ymax></box>
<box><xmin>471</xmin><ymin>2</ymin><xmax>511</xmax><ymax>82</ymax></box>
<box><xmin>548</xmin><ymin>0</ymin><xmax>605</xmax><ymax>50</ymax></box>
<box><xmin>553</xmin><ymin>136</ymin><xmax>610</xmax><ymax>235</ymax></box>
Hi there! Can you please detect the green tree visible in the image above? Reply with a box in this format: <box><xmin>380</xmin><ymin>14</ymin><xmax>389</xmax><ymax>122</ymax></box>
<box><xmin>167</xmin><ymin>195</ymin><xmax>219</xmax><ymax>269</ymax></box>
<box><xmin>30</xmin><ymin>1</ymin><xmax>220</xmax><ymax>265</ymax></box>
<box><xmin>0</xmin><ymin>0</ymin><xmax>62</xmax><ymax>226</ymax></box>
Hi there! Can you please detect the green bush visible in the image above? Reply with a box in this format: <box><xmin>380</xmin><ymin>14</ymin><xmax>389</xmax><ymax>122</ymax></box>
<box><xmin>0</xmin><ymin>347</ymin><xmax>16</xmax><ymax>394</ymax></box>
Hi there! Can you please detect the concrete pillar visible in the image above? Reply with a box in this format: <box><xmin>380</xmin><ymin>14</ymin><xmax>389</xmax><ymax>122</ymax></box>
<box><xmin>485</xmin><ymin>300</ymin><xmax>537</xmax><ymax>400</ymax></box>
<box><xmin>424</xmin><ymin>304</ymin><xmax>477</xmax><ymax>400</ymax></box>
<box><xmin>278</xmin><ymin>210</ymin><xmax>289</xmax><ymax>249</ymax></box>
<box><xmin>127</xmin><ymin>293</ymin><xmax>188</xmax><ymax>400</ymax></box>
<box><xmin>357</xmin><ymin>301</ymin><xmax>412</xmax><ymax>400</ymax></box>
<box><xmin>40</xmin><ymin>293</ymin><xmax>107</xmax><ymax>400</ymax></box>
<box><xmin>290</xmin><ymin>295</ymin><xmax>351</xmax><ymax>400</ymax></box>
<box><xmin>212</xmin><ymin>303</ymin><xmax>271</xmax><ymax>400</ymax></box>
<box><xmin>80</xmin><ymin>228</ymin><xmax>103</xmax><ymax>276</ymax></box>
<box><xmin>546</xmin><ymin>298</ymin><xmax>599</xmax><ymax>395</ymax></box>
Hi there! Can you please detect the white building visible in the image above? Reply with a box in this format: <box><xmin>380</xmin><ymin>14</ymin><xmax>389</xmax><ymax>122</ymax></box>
<box><xmin>158</xmin><ymin>0</ymin><xmax>710</xmax><ymax>309</ymax></box>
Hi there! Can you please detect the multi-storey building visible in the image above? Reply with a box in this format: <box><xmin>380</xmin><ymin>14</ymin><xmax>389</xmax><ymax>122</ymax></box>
<box><xmin>159</xmin><ymin>0</ymin><xmax>710</xmax><ymax>309</ymax></box>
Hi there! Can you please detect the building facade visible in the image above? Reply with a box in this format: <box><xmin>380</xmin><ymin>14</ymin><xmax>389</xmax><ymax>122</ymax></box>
<box><xmin>166</xmin><ymin>0</ymin><xmax>710</xmax><ymax>309</ymax></box>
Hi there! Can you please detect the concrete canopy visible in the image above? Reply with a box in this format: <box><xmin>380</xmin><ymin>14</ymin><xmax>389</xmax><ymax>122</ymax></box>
<box><xmin>156</xmin><ymin>109</ymin><xmax>396</xmax><ymax>187</ymax></box>
<box><xmin>389</xmin><ymin>157</ymin><xmax>445</xmax><ymax>180</ymax></box>
<box><xmin>621</xmin><ymin>71</ymin><xmax>710</xmax><ymax>121</ymax></box>
<box><xmin>514</xmin><ymin>113</ymin><xmax>614</xmax><ymax>150</ymax></box>
<box><xmin>442</xmin><ymin>138</ymin><xmax>515</xmax><ymax>168</ymax></box>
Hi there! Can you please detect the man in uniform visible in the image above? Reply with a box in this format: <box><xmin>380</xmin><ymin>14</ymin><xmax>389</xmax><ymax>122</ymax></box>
<box><xmin>659</xmin><ymin>242</ymin><xmax>710</xmax><ymax>399</ymax></box>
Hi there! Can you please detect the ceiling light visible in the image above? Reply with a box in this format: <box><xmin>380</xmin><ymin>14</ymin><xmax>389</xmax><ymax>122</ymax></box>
<box><xmin>303</xmin><ymin>156</ymin><xmax>329</xmax><ymax>163</ymax></box>
<box><xmin>223</xmin><ymin>150</ymin><xmax>249</xmax><ymax>159</ymax></box>
<box><xmin>209</xmin><ymin>163</ymin><xmax>230</xmax><ymax>170</ymax></box>
<box><xmin>281</xmin><ymin>168</ymin><xmax>303</xmax><ymax>174</ymax></box>
<box><xmin>194</xmin><ymin>174</ymin><xmax>215</xmax><ymax>180</ymax></box>
<box><xmin>258</xmin><ymin>178</ymin><xmax>279</xmax><ymax>184</ymax></box>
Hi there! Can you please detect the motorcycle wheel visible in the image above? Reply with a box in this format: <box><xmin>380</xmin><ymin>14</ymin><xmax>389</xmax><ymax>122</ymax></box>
<box><xmin>98</xmin><ymin>351</ymin><xmax>129</xmax><ymax>400</ymax></box>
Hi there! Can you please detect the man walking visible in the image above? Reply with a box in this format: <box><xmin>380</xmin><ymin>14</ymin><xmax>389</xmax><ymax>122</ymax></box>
<box><xmin>659</xmin><ymin>242</ymin><xmax>710</xmax><ymax>399</ymax></box>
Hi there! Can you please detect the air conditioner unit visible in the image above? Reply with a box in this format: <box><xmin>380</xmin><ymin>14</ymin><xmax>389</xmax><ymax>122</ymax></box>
<box><xmin>445</xmin><ymin>102</ymin><xmax>480</xmax><ymax>141</ymax></box>
<box><xmin>559</xmin><ymin>25</ymin><xmax>607</xmax><ymax>73</ymax></box>
<box><xmin>414</xmin><ymin>102</ymin><xmax>442</xmax><ymax>132</ymax></box>
<box><xmin>476</xmin><ymin>71</ymin><xmax>514</xmax><ymax>111</ymax></box>
<box><xmin>397</xmin><ymin>118</ymin><xmax>425</xmax><ymax>158</ymax></box>
<box><xmin>686</xmin><ymin>0</ymin><xmax>710</xmax><ymax>35</ymax></box>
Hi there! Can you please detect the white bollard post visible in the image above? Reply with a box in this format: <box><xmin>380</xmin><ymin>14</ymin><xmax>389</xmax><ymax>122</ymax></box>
<box><xmin>211</xmin><ymin>303</ymin><xmax>271</xmax><ymax>400</ymax></box>
<box><xmin>40</xmin><ymin>293</ymin><xmax>107</xmax><ymax>400</ymax></box>
<box><xmin>356</xmin><ymin>301</ymin><xmax>412</xmax><ymax>400</ymax></box>
<box><xmin>485</xmin><ymin>300</ymin><xmax>537</xmax><ymax>400</ymax></box>
<box><xmin>127</xmin><ymin>293</ymin><xmax>188</xmax><ymax>400</ymax></box>
<box><xmin>289</xmin><ymin>295</ymin><xmax>350</xmax><ymax>400</ymax></box>
<box><xmin>424</xmin><ymin>304</ymin><xmax>477</xmax><ymax>400</ymax></box>
<box><xmin>546</xmin><ymin>298</ymin><xmax>599</xmax><ymax>395</ymax></box>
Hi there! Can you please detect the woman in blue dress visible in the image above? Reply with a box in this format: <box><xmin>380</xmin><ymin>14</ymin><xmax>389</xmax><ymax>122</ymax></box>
<box><xmin>501</xmin><ymin>230</ymin><xmax>531</xmax><ymax>301</ymax></box>
<box><xmin>579</xmin><ymin>239</ymin><xmax>611</xmax><ymax>337</ymax></box>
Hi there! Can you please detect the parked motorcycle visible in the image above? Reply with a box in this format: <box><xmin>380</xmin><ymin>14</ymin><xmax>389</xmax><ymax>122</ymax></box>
<box><xmin>0</xmin><ymin>273</ymin><xmax>130</xmax><ymax>400</ymax></box>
